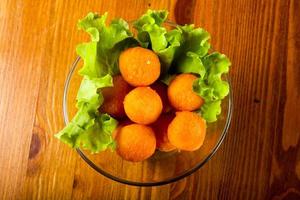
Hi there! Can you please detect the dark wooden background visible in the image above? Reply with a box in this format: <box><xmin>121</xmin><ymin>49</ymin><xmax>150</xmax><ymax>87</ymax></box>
<box><xmin>0</xmin><ymin>0</ymin><xmax>299</xmax><ymax>199</ymax></box>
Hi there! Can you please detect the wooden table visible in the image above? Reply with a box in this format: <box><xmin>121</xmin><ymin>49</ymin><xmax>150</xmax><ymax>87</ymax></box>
<box><xmin>1</xmin><ymin>0</ymin><xmax>299</xmax><ymax>199</ymax></box>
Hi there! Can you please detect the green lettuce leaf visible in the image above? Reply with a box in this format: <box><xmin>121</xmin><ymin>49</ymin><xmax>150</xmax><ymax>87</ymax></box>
<box><xmin>132</xmin><ymin>10</ymin><xmax>231</xmax><ymax>122</ymax></box>
<box><xmin>194</xmin><ymin>52</ymin><xmax>231</xmax><ymax>101</ymax></box>
<box><xmin>133</xmin><ymin>15</ymin><xmax>211</xmax><ymax>78</ymax></box>
<box><xmin>193</xmin><ymin>52</ymin><xmax>231</xmax><ymax>122</ymax></box>
<box><xmin>77</xmin><ymin>12</ymin><xmax>137</xmax><ymax>77</ymax></box>
<box><xmin>133</xmin><ymin>10</ymin><xmax>185</xmax><ymax>75</ymax></box>
<box><xmin>56</xmin><ymin>12</ymin><xmax>137</xmax><ymax>153</ymax></box>
<box><xmin>133</xmin><ymin>10</ymin><xmax>168</xmax><ymax>51</ymax></box>
<box><xmin>76</xmin><ymin>75</ymin><xmax>113</xmax><ymax>110</ymax></box>
<box><xmin>55</xmin><ymin>112</ymin><xmax>118</xmax><ymax>153</ymax></box>
<box><xmin>172</xmin><ymin>25</ymin><xmax>210</xmax><ymax>78</ymax></box>
<box><xmin>55</xmin><ymin>74</ymin><xmax>117</xmax><ymax>152</ymax></box>
<box><xmin>157</xmin><ymin>29</ymin><xmax>183</xmax><ymax>74</ymax></box>
<box><xmin>76</xmin><ymin>114</ymin><xmax>118</xmax><ymax>153</ymax></box>
<box><xmin>151</xmin><ymin>22</ymin><xmax>228</xmax><ymax>122</ymax></box>
<box><xmin>199</xmin><ymin>100</ymin><xmax>222</xmax><ymax>122</ymax></box>
<box><xmin>178</xmin><ymin>25</ymin><xmax>211</xmax><ymax>57</ymax></box>
<box><xmin>176</xmin><ymin>51</ymin><xmax>206</xmax><ymax>78</ymax></box>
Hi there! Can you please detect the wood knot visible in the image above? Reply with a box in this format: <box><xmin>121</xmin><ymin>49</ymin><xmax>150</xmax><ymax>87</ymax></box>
<box><xmin>29</xmin><ymin>125</ymin><xmax>45</xmax><ymax>159</ymax></box>
<box><xmin>73</xmin><ymin>178</ymin><xmax>78</xmax><ymax>189</ymax></box>
<box><xmin>26</xmin><ymin>125</ymin><xmax>45</xmax><ymax>176</ymax></box>
<box><xmin>29</xmin><ymin>133</ymin><xmax>41</xmax><ymax>159</ymax></box>
<box><xmin>254</xmin><ymin>98</ymin><xmax>261</xmax><ymax>103</ymax></box>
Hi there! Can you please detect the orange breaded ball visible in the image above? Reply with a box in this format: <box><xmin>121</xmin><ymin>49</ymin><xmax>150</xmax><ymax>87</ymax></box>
<box><xmin>116</xmin><ymin>124</ymin><xmax>156</xmax><ymax>162</ymax></box>
<box><xmin>112</xmin><ymin>119</ymin><xmax>132</xmax><ymax>139</ymax></box>
<box><xmin>99</xmin><ymin>75</ymin><xmax>132</xmax><ymax>119</ymax></box>
<box><xmin>168</xmin><ymin>111</ymin><xmax>206</xmax><ymax>151</ymax></box>
<box><xmin>168</xmin><ymin>74</ymin><xmax>204</xmax><ymax>111</ymax></box>
<box><xmin>152</xmin><ymin>114</ymin><xmax>176</xmax><ymax>152</ymax></box>
<box><xmin>151</xmin><ymin>81</ymin><xmax>172</xmax><ymax>113</ymax></box>
<box><xmin>119</xmin><ymin>47</ymin><xmax>161</xmax><ymax>86</ymax></box>
<box><xmin>124</xmin><ymin>87</ymin><xmax>162</xmax><ymax>124</ymax></box>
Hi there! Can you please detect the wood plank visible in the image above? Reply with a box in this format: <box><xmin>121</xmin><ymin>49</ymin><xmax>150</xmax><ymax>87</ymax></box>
<box><xmin>0</xmin><ymin>0</ymin><xmax>299</xmax><ymax>199</ymax></box>
<box><xmin>0</xmin><ymin>1</ymin><xmax>47</xmax><ymax>199</ymax></box>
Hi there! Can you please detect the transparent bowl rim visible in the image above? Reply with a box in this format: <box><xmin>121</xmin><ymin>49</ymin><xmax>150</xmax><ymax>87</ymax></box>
<box><xmin>63</xmin><ymin>41</ymin><xmax>233</xmax><ymax>187</ymax></box>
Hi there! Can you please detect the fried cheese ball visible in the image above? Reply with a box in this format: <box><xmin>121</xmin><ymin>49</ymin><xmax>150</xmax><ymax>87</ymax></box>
<box><xmin>99</xmin><ymin>75</ymin><xmax>131</xmax><ymax>118</ymax></box>
<box><xmin>119</xmin><ymin>47</ymin><xmax>161</xmax><ymax>86</ymax></box>
<box><xmin>167</xmin><ymin>74</ymin><xmax>204</xmax><ymax>111</ymax></box>
<box><xmin>112</xmin><ymin>119</ymin><xmax>132</xmax><ymax>139</ymax></box>
<box><xmin>116</xmin><ymin>124</ymin><xmax>156</xmax><ymax>162</ymax></box>
<box><xmin>151</xmin><ymin>81</ymin><xmax>172</xmax><ymax>113</ymax></box>
<box><xmin>123</xmin><ymin>87</ymin><xmax>162</xmax><ymax>124</ymax></box>
<box><xmin>168</xmin><ymin>111</ymin><xmax>206</xmax><ymax>151</ymax></box>
<box><xmin>152</xmin><ymin>114</ymin><xmax>176</xmax><ymax>152</ymax></box>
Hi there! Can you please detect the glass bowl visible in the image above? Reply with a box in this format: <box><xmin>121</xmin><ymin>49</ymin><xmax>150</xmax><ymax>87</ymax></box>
<box><xmin>63</xmin><ymin>57</ymin><xmax>232</xmax><ymax>186</ymax></box>
<box><xmin>63</xmin><ymin>21</ymin><xmax>232</xmax><ymax>185</ymax></box>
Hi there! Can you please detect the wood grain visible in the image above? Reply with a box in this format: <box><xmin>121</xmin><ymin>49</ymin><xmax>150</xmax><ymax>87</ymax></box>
<box><xmin>0</xmin><ymin>0</ymin><xmax>299</xmax><ymax>199</ymax></box>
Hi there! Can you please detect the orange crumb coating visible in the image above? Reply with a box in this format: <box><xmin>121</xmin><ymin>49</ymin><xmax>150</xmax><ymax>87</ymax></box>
<box><xmin>152</xmin><ymin>114</ymin><xmax>176</xmax><ymax>152</ymax></box>
<box><xmin>119</xmin><ymin>47</ymin><xmax>161</xmax><ymax>86</ymax></box>
<box><xmin>99</xmin><ymin>75</ymin><xmax>131</xmax><ymax>119</ymax></box>
<box><xmin>112</xmin><ymin>119</ymin><xmax>132</xmax><ymax>139</ymax></box>
<box><xmin>151</xmin><ymin>81</ymin><xmax>172</xmax><ymax>113</ymax></box>
<box><xmin>116</xmin><ymin>124</ymin><xmax>156</xmax><ymax>162</ymax></box>
<box><xmin>168</xmin><ymin>111</ymin><xmax>206</xmax><ymax>151</ymax></box>
<box><xmin>124</xmin><ymin>87</ymin><xmax>162</xmax><ymax>124</ymax></box>
<box><xmin>167</xmin><ymin>74</ymin><xmax>204</xmax><ymax>111</ymax></box>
